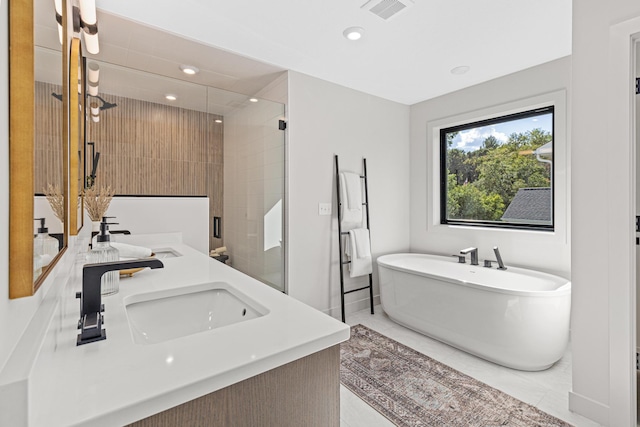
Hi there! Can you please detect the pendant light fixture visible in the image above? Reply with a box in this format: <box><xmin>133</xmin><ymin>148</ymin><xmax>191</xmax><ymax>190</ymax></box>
<box><xmin>87</xmin><ymin>62</ymin><xmax>99</xmax><ymax>96</ymax></box>
<box><xmin>78</xmin><ymin>0</ymin><xmax>99</xmax><ymax>54</ymax></box>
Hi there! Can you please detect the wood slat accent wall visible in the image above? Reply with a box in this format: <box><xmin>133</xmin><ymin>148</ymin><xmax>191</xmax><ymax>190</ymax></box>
<box><xmin>86</xmin><ymin>93</ymin><xmax>224</xmax><ymax>250</ymax></box>
<box><xmin>34</xmin><ymin>81</ymin><xmax>64</xmax><ymax>193</ymax></box>
<box><xmin>35</xmin><ymin>84</ymin><xmax>224</xmax><ymax>249</ymax></box>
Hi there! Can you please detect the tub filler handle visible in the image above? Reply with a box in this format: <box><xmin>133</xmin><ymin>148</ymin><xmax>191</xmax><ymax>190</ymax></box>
<box><xmin>493</xmin><ymin>246</ymin><xmax>507</xmax><ymax>270</ymax></box>
<box><xmin>483</xmin><ymin>259</ymin><xmax>497</xmax><ymax>268</ymax></box>
<box><xmin>451</xmin><ymin>254</ymin><xmax>466</xmax><ymax>264</ymax></box>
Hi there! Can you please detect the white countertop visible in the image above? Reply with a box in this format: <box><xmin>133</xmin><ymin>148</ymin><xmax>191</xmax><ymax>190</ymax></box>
<box><xmin>28</xmin><ymin>242</ymin><xmax>350</xmax><ymax>426</ymax></box>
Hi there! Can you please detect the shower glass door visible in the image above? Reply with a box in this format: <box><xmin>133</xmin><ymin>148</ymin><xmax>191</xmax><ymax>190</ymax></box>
<box><xmin>216</xmin><ymin>88</ymin><xmax>286</xmax><ymax>293</ymax></box>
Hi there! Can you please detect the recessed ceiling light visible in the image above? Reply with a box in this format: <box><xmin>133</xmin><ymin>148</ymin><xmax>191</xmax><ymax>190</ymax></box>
<box><xmin>215</xmin><ymin>119</ymin><xmax>222</xmax><ymax>123</ymax></box>
<box><xmin>450</xmin><ymin>65</ymin><xmax>470</xmax><ymax>75</ymax></box>
<box><xmin>249</xmin><ymin>98</ymin><xmax>258</xmax><ymax>103</ymax></box>
<box><xmin>165</xmin><ymin>94</ymin><xmax>177</xmax><ymax>101</ymax></box>
<box><xmin>343</xmin><ymin>26</ymin><xmax>364</xmax><ymax>41</ymax></box>
<box><xmin>180</xmin><ymin>65</ymin><xmax>199</xmax><ymax>75</ymax></box>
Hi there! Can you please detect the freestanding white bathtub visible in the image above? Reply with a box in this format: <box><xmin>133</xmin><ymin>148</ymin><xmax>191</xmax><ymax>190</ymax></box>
<box><xmin>377</xmin><ymin>253</ymin><xmax>571</xmax><ymax>371</ymax></box>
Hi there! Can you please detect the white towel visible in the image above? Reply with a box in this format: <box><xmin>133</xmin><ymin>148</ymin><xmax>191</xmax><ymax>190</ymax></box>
<box><xmin>111</xmin><ymin>242</ymin><xmax>153</xmax><ymax>259</ymax></box>
<box><xmin>339</xmin><ymin>172</ymin><xmax>363</xmax><ymax>230</ymax></box>
<box><xmin>346</xmin><ymin>228</ymin><xmax>372</xmax><ymax>278</ymax></box>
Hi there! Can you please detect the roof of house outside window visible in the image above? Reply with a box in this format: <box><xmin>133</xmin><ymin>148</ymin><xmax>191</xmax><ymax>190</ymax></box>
<box><xmin>501</xmin><ymin>187</ymin><xmax>551</xmax><ymax>223</ymax></box>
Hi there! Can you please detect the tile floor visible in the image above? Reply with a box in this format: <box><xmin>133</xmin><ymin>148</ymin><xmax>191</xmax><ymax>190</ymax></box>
<box><xmin>339</xmin><ymin>305</ymin><xmax>603</xmax><ymax>427</ymax></box>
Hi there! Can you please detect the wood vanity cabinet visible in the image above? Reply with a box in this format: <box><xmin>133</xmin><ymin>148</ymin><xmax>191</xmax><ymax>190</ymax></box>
<box><xmin>128</xmin><ymin>345</ymin><xmax>340</xmax><ymax>427</ymax></box>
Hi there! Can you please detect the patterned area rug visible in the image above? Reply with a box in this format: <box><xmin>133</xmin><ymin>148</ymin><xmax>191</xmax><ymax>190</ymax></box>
<box><xmin>340</xmin><ymin>324</ymin><xmax>573</xmax><ymax>427</ymax></box>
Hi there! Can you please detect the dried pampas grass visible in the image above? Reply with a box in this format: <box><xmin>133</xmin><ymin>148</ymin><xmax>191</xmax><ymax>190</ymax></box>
<box><xmin>83</xmin><ymin>185</ymin><xmax>115</xmax><ymax>222</ymax></box>
<box><xmin>44</xmin><ymin>183</ymin><xmax>64</xmax><ymax>223</ymax></box>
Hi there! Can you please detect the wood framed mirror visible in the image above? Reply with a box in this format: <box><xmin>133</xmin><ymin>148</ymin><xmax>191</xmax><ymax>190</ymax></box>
<box><xmin>9</xmin><ymin>0</ymin><xmax>69</xmax><ymax>298</ymax></box>
<box><xmin>69</xmin><ymin>37</ymin><xmax>83</xmax><ymax>235</ymax></box>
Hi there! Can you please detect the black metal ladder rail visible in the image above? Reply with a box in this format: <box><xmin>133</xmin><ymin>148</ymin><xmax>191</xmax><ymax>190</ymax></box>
<box><xmin>335</xmin><ymin>154</ymin><xmax>374</xmax><ymax>323</ymax></box>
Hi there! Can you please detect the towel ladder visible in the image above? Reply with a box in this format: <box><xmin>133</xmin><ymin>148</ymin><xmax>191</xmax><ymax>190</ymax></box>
<box><xmin>335</xmin><ymin>154</ymin><xmax>374</xmax><ymax>323</ymax></box>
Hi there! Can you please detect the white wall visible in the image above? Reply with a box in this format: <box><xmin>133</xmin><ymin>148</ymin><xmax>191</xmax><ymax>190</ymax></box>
<box><xmin>106</xmin><ymin>197</ymin><xmax>209</xmax><ymax>254</ymax></box>
<box><xmin>636</xmin><ymin>42</ymin><xmax>640</xmax><ymax>379</ymax></box>
<box><xmin>409</xmin><ymin>56</ymin><xmax>571</xmax><ymax>277</ymax></box>
<box><xmin>0</xmin><ymin>0</ymin><xmax>95</xmax><ymax>376</ymax></box>
<box><xmin>0</xmin><ymin>0</ymin><xmax>16</xmax><ymax>372</ymax></box>
<box><xmin>287</xmin><ymin>71</ymin><xmax>410</xmax><ymax>316</ymax></box>
<box><xmin>0</xmin><ymin>0</ymin><xmax>53</xmax><ymax>373</ymax></box>
<box><xmin>571</xmin><ymin>2</ymin><xmax>640</xmax><ymax>426</ymax></box>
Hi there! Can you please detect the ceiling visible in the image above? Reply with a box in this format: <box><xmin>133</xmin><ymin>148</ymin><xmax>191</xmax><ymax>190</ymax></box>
<box><xmin>34</xmin><ymin>1</ymin><xmax>287</xmax><ymax>114</ymax></box>
<box><xmin>91</xmin><ymin>0</ymin><xmax>572</xmax><ymax>106</ymax></box>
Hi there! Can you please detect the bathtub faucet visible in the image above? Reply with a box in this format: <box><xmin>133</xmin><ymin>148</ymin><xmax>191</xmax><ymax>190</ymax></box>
<box><xmin>493</xmin><ymin>246</ymin><xmax>507</xmax><ymax>270</ymax></box>
<box><xmin>460</xmin><ymin>247</ymin><xmax>479</xmax><ymax>266</ymax></box>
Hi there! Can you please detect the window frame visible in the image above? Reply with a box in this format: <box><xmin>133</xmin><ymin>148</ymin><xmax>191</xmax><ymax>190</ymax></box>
<box><xmin>439</xmin><ymin>106</ymin><xmax>555</xmax><ymax>231</ymax></box>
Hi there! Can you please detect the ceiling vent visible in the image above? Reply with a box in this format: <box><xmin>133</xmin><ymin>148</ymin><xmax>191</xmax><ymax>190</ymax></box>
<box><xmin>361</xmin><ymin>0</ymin><xmax>414</xmax><ymax>20</ymax></box>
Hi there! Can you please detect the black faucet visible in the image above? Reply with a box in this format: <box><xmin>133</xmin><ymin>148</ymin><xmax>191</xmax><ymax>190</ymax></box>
<box><xmin>77</xmin><ymin>258</ymin><xmax>164</xmax><ymax>346</ymax></box>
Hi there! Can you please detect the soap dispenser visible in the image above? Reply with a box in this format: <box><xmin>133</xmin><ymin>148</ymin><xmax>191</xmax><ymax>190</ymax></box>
<box><xmin>34</xmin><ymin>218</ymin><xmax>59</xmax><ymax>268</ymax></box>
<box><xmin>87</xmin><ymin>220</ymin><xmax>120</xmax><ymax>295</ymax></box>
<box><xmin>91</xmin><ymin>216</ymin><xmax>117</xmax><ymax>249</ymax></box>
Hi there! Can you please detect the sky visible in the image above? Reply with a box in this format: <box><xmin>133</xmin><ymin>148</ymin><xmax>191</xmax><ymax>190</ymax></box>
<box><xmin>449</xmin><ymin>113</ymin><xmax>553</xmax><ymax>153</ymax></box>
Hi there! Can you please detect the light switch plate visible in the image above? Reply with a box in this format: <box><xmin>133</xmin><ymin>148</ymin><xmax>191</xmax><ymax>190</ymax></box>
<box><xmin>318</xmin><ymin>203</ymin><xmax>332</xmax><ymax>216</ymax></box>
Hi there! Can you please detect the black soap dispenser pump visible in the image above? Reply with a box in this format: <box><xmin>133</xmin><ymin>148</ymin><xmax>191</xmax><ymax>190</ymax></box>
<box><xmin>34</xmin><ymin>218</ymin><xmax>59</xmax><ymax>269</ymax></box>
<box><xmin>90</xmin><ymin>216</ymin><xmax>117</xmax><ymax>249</ymax></box>
<box><xmin>86</xmin><ymin>219</ymin><xmax>120</xmax><ymax>295</ymax></box>
<box><xmin>101</xmin><ymin>216</ymin><xmax>116</xmax><ymax>240</ymax></box>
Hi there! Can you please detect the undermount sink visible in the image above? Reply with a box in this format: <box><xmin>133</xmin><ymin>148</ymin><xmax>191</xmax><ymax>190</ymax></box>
<box><xmin>124</xmin><ymin>282</ymin><xmax>268</xmax><ymax>345</ymax></box>
<box><xmin>152</xmin><ymin>248</ymin><xmax>183</xmax><ymax>259</ymax></box>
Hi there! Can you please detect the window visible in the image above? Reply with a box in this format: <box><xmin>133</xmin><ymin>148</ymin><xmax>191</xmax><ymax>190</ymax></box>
<box><xmin>440</xmin><ymin>106</ymin><xmax>554</xmax><ymax>230</ymax></box>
